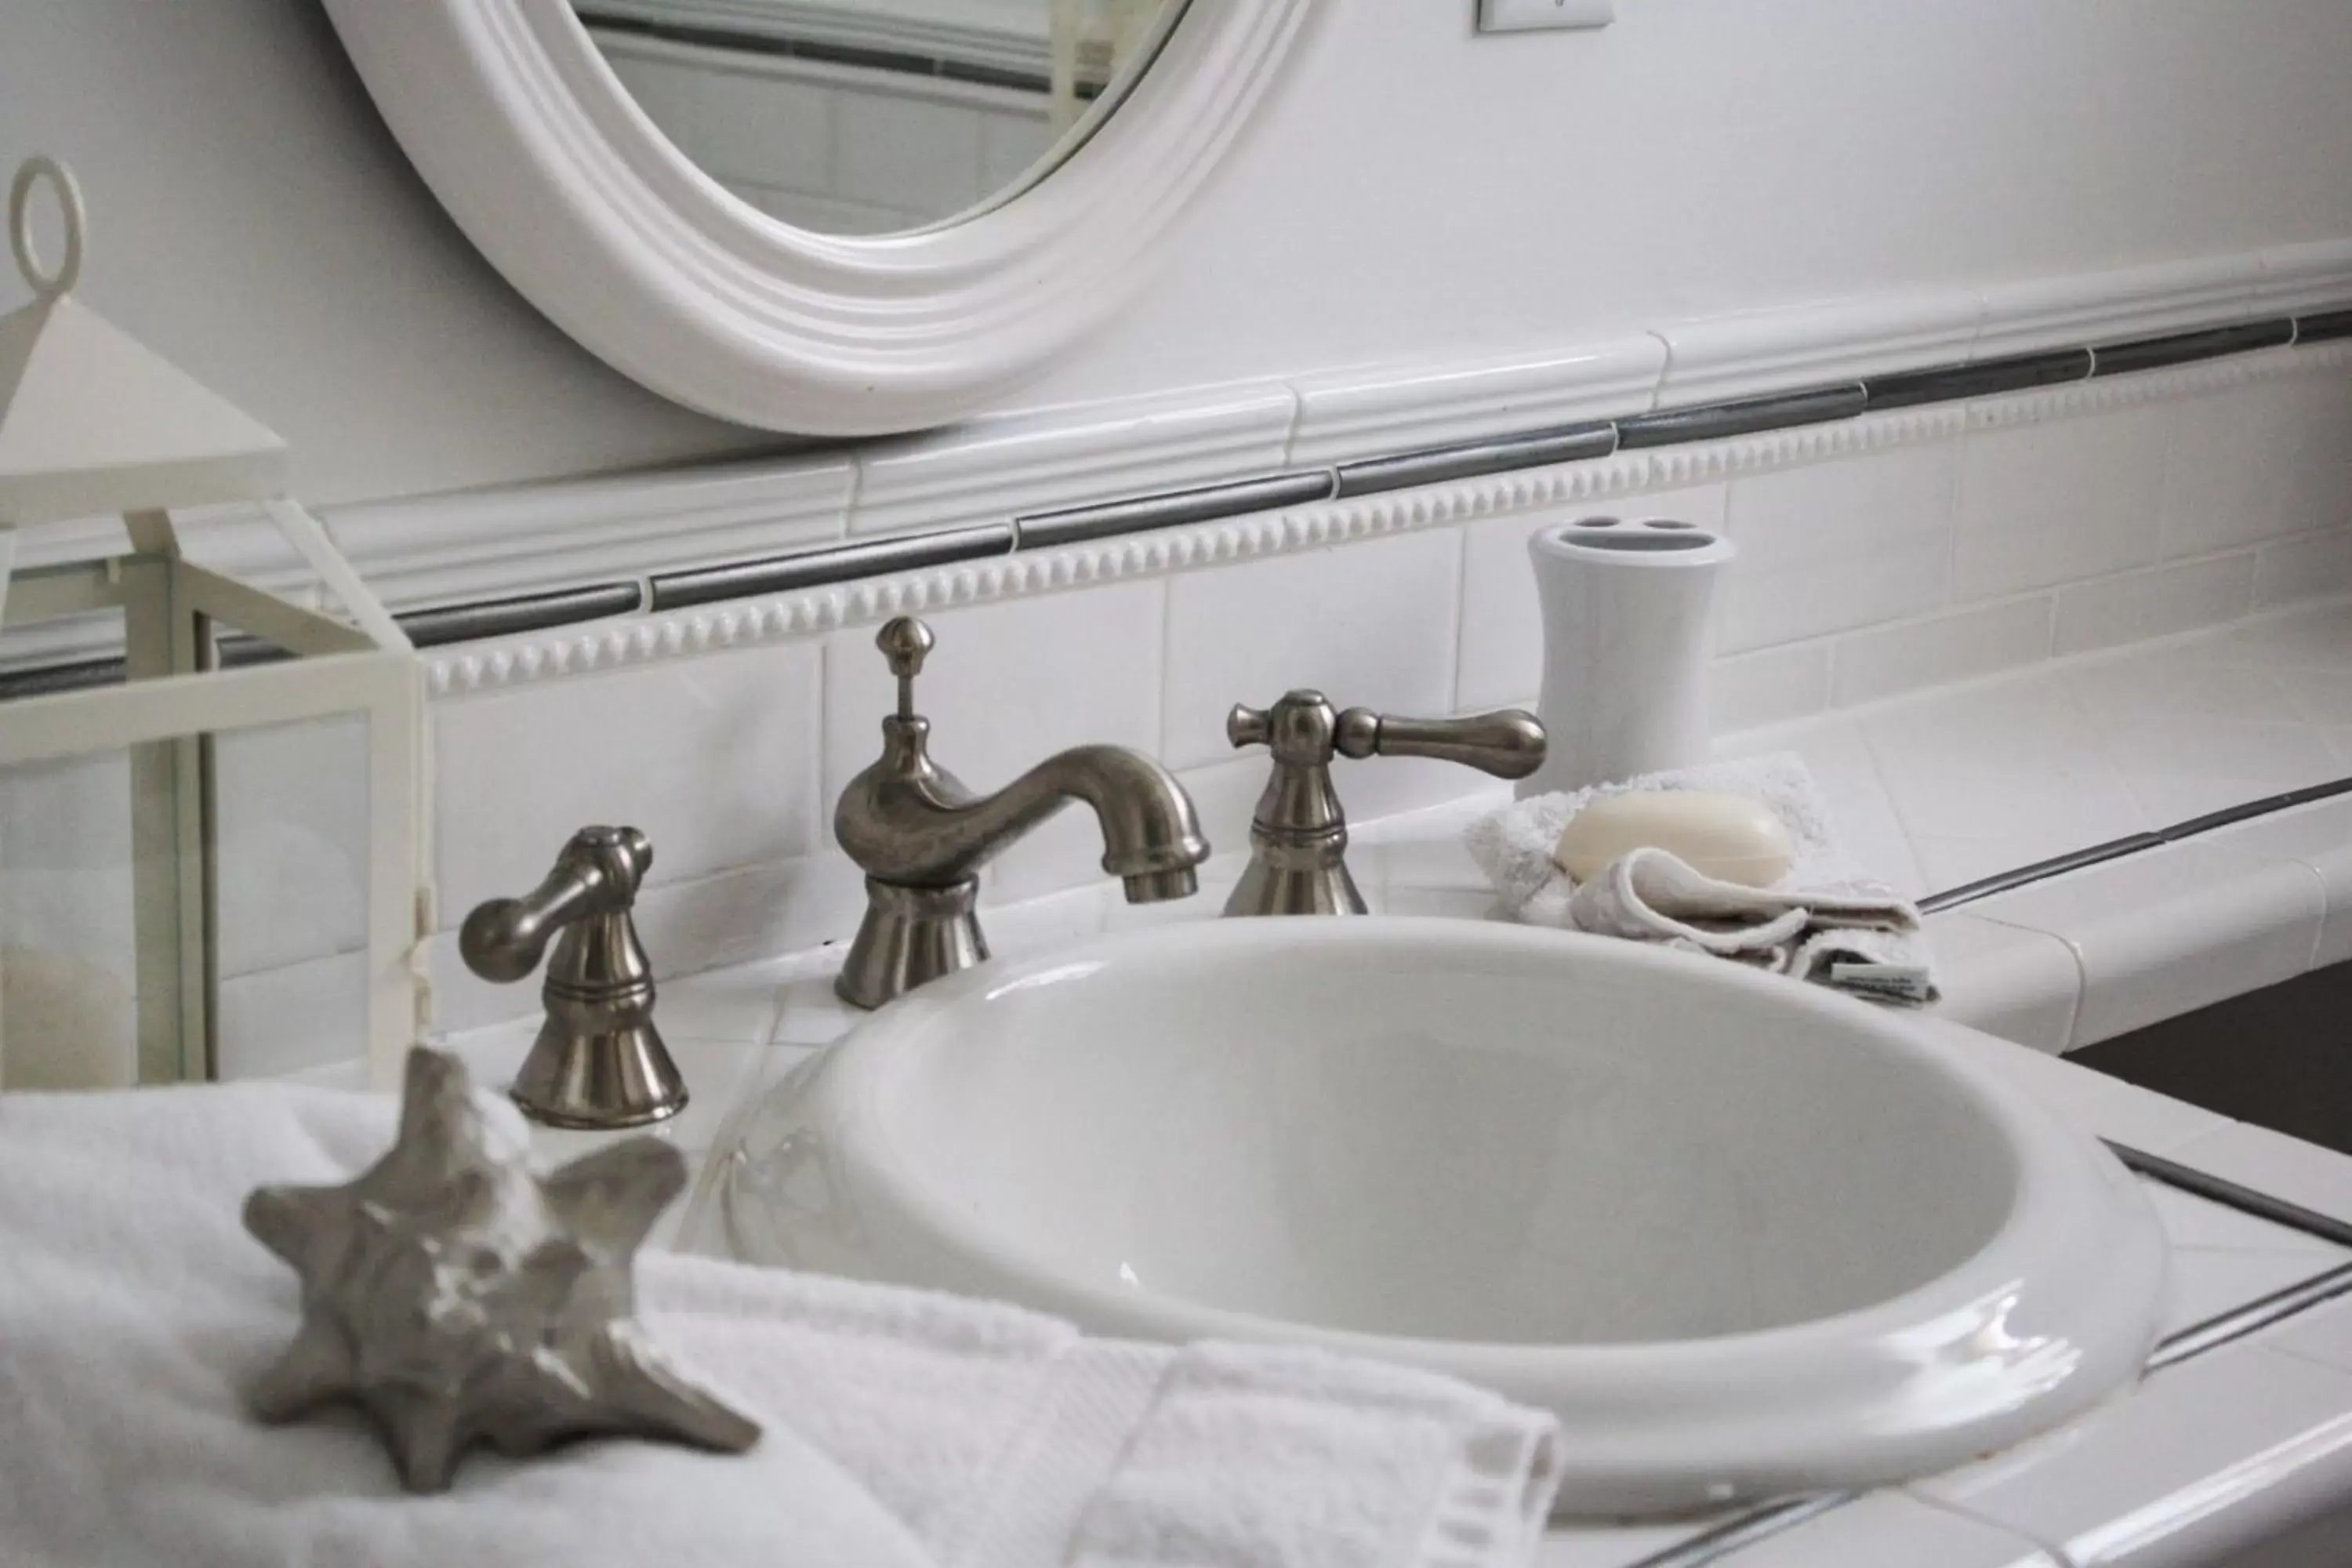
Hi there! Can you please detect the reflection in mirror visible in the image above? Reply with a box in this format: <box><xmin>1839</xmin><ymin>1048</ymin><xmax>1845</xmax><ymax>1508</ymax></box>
<box><xmin>576</xmin><ymin>0</ymin><xmax>1188</xmax><ymax>235</ymax></box>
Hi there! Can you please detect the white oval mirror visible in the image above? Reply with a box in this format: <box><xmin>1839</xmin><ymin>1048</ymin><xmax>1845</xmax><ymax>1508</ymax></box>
<box><xmin>323</xmin><ymin>0</ymin><xmax>1312</xmax><ymax>437</ymax></box>
<box><xmin>579</xmin><ymin>0</ymin><xmax>1186</xmax><ymax>236</ymax></box>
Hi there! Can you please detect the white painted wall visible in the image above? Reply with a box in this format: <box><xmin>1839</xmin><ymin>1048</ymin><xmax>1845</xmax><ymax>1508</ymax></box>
<box><xmin>5</xmin><ymin>0</ymin><xmax>2352</xmax><ymax>496</ymax></box>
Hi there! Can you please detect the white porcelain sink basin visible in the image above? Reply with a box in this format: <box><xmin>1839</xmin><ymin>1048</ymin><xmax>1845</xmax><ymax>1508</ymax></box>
<box><xmin>720</xmin><ymin>918</ymin><xmax>2165</xmax><ymax>1515</ymax></box>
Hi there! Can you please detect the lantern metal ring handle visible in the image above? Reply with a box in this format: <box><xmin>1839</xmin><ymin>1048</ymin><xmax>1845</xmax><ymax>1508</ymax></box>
<box><xmin>9</xmin><ymin>155</ymin><xmax>85</xmax><ymax>301</ymax></box>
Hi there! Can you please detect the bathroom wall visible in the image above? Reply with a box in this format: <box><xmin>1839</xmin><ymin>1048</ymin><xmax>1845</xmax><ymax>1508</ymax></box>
<box><xmin>5</xmin><ymin>0</ymin><xmax>2352</xmax><ymax>504</ymax></box>
<box><xmin>8</xmin><ymin>1</ymin><xmax>2352</xmax><ymax>1086</ymax></box>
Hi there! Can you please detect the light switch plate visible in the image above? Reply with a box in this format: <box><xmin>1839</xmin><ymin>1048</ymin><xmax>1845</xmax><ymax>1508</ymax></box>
<box><xmin>1478</xmin><ymin>0</ymin><xmax>1615</xmax><ymax>31</ymax></box>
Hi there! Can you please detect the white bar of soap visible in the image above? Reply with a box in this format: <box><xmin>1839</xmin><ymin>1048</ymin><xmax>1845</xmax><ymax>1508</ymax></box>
<box><xmin>1555</xmin><ymin>792</ymin><xmax>1795</xmax><ymax>887</ymax></box>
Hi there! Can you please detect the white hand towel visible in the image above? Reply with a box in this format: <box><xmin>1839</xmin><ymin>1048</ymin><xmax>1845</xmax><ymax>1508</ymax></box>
<box><xmin>1465</xmin><ymin>753</ymin><xmax>1936</xmax><ymax>1003</ymax></box>
<box><xmin>0</xmin><ymin>1080</ymin><xmax>1562</xmax><ymax>1568</ymax></box>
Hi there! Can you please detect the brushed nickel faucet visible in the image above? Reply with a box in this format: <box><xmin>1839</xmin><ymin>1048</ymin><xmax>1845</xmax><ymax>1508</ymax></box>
<box><xmin>458</xmin><ymin>825</ymin><xmax>687</xmax><ymax>1128</ymax></box>
<box><xmin>1223</xmin><ymin>690</ymin><xmax>1544</xmax><ymax>916</ymax></box>
<box><xmin>832</xmin><ymin>616</ymin><xmax>1211</xmax><ymax>1009</ymax></box>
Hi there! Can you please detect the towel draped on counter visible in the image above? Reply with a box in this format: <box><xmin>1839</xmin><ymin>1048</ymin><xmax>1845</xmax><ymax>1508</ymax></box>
<box><xmin>0</xmin><ymin>1080</ymin><xmax>1562</xmax><ymax>1568</ymax></box>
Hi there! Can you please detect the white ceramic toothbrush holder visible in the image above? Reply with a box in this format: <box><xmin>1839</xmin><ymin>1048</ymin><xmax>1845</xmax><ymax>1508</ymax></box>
<box><xmin>1519</xmin><ymin>514</ymin><xmax>1737</xmax><ymax>797</ymax></box>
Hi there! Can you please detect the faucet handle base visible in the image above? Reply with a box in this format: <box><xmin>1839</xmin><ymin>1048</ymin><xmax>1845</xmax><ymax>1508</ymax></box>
<box><xmin>837</xmin><ymin>877</ymin><xmax>989</xmax><ymax>1011</ymax></box>
<box><xmin>1224</xmin><ymin>838</ymin><xmax>1367</xmax><ymax>918</ymax></box>
<box><xmin>510</xmin><ymin>1018</ymin><xmax>687</xmax><ymax>1130</ymax></box>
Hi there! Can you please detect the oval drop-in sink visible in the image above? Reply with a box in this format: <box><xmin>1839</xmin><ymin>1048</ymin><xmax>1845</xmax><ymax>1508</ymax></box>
<box><xmin>720</xmin><ymin>918</ymin><xmax>2166</xmax><ymax>1515</ymax></box>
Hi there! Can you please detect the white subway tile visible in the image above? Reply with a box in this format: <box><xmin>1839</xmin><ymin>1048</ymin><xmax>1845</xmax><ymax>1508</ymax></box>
<box><xmin>2094</xmin><ymin>706</ymin><xmax>2342</xmax><ymax>820</ymax></box>
<box><xmin>2159</xmin><ymin>378</ymin><xmax>2317</xmax><ymax>559</ymax></box>
<box><xmin>1962</xmin><ymin>841</ymin><xmax>2324</xmax><ymax>1047</ymax></box>
<box><xmin>1708</xmin><ymin>640</ymin><xmax>1833</xmax><ymax>734</ymax></box>
<box><xmin>1922</xmin><ymin>912</ymin><xmax>2082</xmax><ymax>1054</ymax></box>
<box><xmin>2064</xmin><ymin>641</ymin><xmax>2303</xmax><ymax>724</ymax></box>
<box><xmin>2053</xmin><ymin>552</ymin><xmax>2256</xmax><ymax>655</ymax></box>
<box><xmin>666</xmin><ymin>60</ymin><xmax>833</xmax><ymax>191</ymax></box>
<box><xmin>832</xmin><ymin>89</ymin><xmax>985</xmax><ymax>216</ymax></box>
<box><xmin>2165</xmin><ymin>1122</ymin><xmax>2352</xmax><ymax>1230</ymax></box>
<box><xmin>1719</xmin><ymin>440</ymin><xmax>1959</xmax><ymax>652</ymax></box>
<box><xmin>2202</xmin><ymin>797</ymin><xmax>2352</xmax><ymax>969</ymax></box>
<box><xmin>217</xmin><ymin>950</ymin><xmax>367</xmax><ymax>1080</ymax></box>
<box><xmin>1290</xmin><ymin>336</ymin><xmax>1665</xmax><ymax>469</ymax></box>
<box><xmin>1910</xmin><ymin>835</ymin><xmax>2056</xmax><ymax>896</ymax></box>
<box><xmin>2253</xmin><ymin>528</ymin><xmax>2352</xmax><ymax>608</ymax></box>
<box><xmin>1831</xmin><ymin>595</ymin><xmax>2056</xmax><ymax>708</ymax></box>
<box><xmin>2274</xmin><ymin>368</ymin><xmax>2352</xmax><ymax>537</ymax></box>
<box><xmin>212</xmin><ymin>716</ymin><xmax>368</xmax><ymax>978</ymax></box>
<box><xmin>1953</xmin><ymin>405</ymin><xmax>2169</xmax><ymax>599</ymax></box>
<box><xmin>1972</xmin><ymin>253</ymin><xmax>2260</xmax><ymax>361</ymax></box>
<box><xmin>2274</xmin><ymin>662</ymin><xmax>2352</xmax><ymax>726</ymax></box>
<box><xmin>1163</xmin><ymin>528</ymin><xmax>1462</xmax><ymax>771</ymax></box>
<box><xmin>978</xmin><ymin>109</ymin><xmax>1054</xmax><ymax>192</ymax></box>
<box><xmin>1455</xmin><ymin>483</ymin><xmax>1726</xmax><ymax>711</ymax></box>
<box><xmin>2145</xmin><ymin>1183</ymin><xmax>2348</xmax><ymax>1256</ymax></box>
<box><xmin>1716</xmin><ymin>1490</ymin><xmax>2058</xmax><ymax>1568</ymax></box>
<box><xmin>1859</xmin><ymin>673</ymin><xmax>2151</xmax><ymax>867</ymax></box>
<box><xmin>851</xmin><ymin>383</ymin><xmax>1297</xmax><ymax>538</ymax></box>
<box><xmin>1914</xmin><ymin>1347</ymin><xmax>2352</xmax><ymax>1568</ymax></box>
<box><xmin>2212</xmin><ymin>601</ymin><xmax>2352</xmax><ymax>670</ymax></box>
<box><xmin>1652</xmin><ymin>288</ymin><xmax>1984</xmax><ymax>406</ymax></box>
<box><xmin>434</xmin><ymin>639</ymin><xmax>825</xmax><ymax>920</ymax></box>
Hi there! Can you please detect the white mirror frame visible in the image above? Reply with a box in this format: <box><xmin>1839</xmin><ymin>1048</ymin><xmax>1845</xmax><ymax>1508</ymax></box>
<box><xmin>323</xmin><ymin>0</ymin><xmax>1316</xmax><ymax>437</ymax></box>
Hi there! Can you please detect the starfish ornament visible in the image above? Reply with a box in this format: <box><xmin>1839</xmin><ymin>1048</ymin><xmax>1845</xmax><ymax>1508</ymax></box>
<box><xmin>241</xmin><ymin>1046</ymin><xmax>760</xmax><ymax>1492</ymax></box>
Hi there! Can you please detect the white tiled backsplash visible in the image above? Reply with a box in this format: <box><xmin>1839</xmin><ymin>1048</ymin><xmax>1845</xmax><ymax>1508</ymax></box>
<box><xmin>11</xmin><ymin>351</ymin><xmax>2347</xmax><ymax>1083</ymax></box>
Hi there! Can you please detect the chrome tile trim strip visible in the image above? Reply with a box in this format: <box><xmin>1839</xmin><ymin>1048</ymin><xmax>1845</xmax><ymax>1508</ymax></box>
<box><xmin>399</xmin><ymin>583</ymin><xmax>647</xmax><ymax>647</ymax></box>
<box><xmin>1016</xmin><ymin>470</ymin><xmax>1336</xmax><ymax>547</ymax></box>
<box><xmin>5</xmin><ymin>298</ymin><xmax>2350</xmax><ymax>698</ymax></box>
<box><xmin>1333</xmin><ymin>421</ymin><xmax>1617</xmax><ymax>498</ymax></box>
<box><xmin>1614</xmin><ymin>384</ymin><xmax>1868</xmax><ymax>449</ymax></box>
<box><xmin>2294</xmin><ymin>307</ymin><xmax>2352</xmax><ymax>345</ymax></box>
<box><xmin>1627</xmin><ymin>1491</ymin><xmax>1862</xmax><ymax>1568</ymax></box>
<box><xmin>2107</xmin><ymin>1141</ymin><xmax>2352</xmax><ymax>1251</ymax></box>
<box><xmin>647</xmin><ymin>522</ymin><xmax>1014</xmax><ymax>612</ymax></box>
<box><xmin>0</xmin><ymin>655</ymin><xmax>121</xmax><ymax>699</ymax></box>
<box><xmin>2148</xmin><ymin>1262</ymin><xmax>2352</xmax><ymax>1370</ymax></box>
<box><xmin>1922</xmin><ymin>774</ymin><xmax>2352</xmax><ymax>914</ymax></box>
<box><xmin>1862</xmin><ymin>348</ymin><xmax>2094</xmax><ymax>410</ymax></box>
<box><xmin>1918</xmin><ymin>833</ymin><xmax>2169</xmax><ymax>914</ymax></box>
<box><xmin>2285</xmin><ymin>776</ymin><xmax>2352</xmax><ymax>808</ymax></box>
<box><xmin>2091</xmin><ymin>319</ymin><xmax>2297</xmax><ymax>378</ymax></box>
<box><xmin>0</xmin><ymin>585</ymin><xmax>650</xmax><ymax>700</ymax></box>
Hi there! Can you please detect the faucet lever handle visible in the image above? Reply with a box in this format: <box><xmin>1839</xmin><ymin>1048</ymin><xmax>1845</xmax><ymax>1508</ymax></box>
<box><xmin>1225</xmin><ymin>702</ymin><xmax>1273</xmax><ymax>750</ymax></box>
<box><xmin>456</xmin><ymin>826</ymin><xmax>684</xmax><ymax>1130</ymax></box>
<box><xmin>1333</xmin><ymin>708</ymin><xmax>1547</xmax><ymax>779</ymax></box>
<box><xmin>459</xmin><ymin>826</ymin><xmax>652</xmax><ymax>984</ymax></box>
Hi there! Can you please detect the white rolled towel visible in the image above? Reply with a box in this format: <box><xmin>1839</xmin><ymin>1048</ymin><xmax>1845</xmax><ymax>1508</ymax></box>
<box><xmin>0</xmin><ymin>1079</ymin><xmax>1563</xmax><ymax>1568</ymax></box>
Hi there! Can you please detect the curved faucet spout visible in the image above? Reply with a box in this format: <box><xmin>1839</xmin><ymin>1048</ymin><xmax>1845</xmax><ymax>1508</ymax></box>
<box><xmin>833</xmin><ymin>620</ymin><xmax>1212</xmax><ymax>1010</ymax></box>
<box><xmin>837</xmin><ymin>727</ymin><xmax>1208</xmax><ymax>896</ymax></box>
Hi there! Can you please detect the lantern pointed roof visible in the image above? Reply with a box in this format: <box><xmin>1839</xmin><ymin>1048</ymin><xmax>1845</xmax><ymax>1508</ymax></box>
<box><xmin>0</xmin><ymin>158</ymin><xmax>285</xmax><ymax>528</ymax></box>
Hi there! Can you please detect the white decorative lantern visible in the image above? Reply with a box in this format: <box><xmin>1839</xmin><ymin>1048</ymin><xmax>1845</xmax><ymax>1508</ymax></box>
<box><xmin>0</xmin><ymin>156</ymin><xmax>425</xmax><ymax>1091</ymax></box>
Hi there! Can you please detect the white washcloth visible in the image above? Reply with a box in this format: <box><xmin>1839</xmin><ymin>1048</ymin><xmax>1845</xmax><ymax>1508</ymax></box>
<box><xmin>0</xmin><ymin>1080</ymin><xmax>1562</xmax><ymax>1568</ymax></box>
<box><xmin>1465</xmin><ymin>753</ymin><xmax>1936</xmax><ymax>1003</ymax></box>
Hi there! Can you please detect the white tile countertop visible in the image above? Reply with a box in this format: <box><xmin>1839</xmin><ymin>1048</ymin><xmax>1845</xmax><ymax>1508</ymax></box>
<box><xmin>417</xmin><ymin>594</ymin><xmax>2352</xmax><ymax>1568</ymax></box>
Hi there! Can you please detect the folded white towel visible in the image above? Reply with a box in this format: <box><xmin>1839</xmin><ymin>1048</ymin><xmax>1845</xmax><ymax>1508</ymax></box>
<box><xmin>0</xmin><ymin>1080</ymin><xmax>1563</xmax><ymax>1568</ymax></box>
<box><xmin>1465</xmin><ymin>753</ymin><xmax>1936</xmax><ymax>1003</ymax></box>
